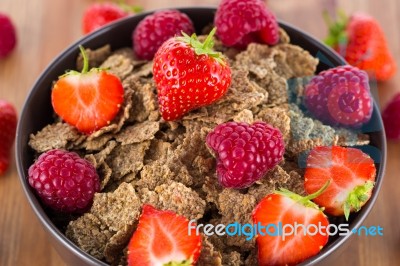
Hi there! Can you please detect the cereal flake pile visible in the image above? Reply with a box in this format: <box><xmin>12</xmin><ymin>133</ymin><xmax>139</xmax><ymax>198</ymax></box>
<box><xmin>28</xmin><ymin>30</ymin><xmax>369</xmax><ymax>265</ymax></box>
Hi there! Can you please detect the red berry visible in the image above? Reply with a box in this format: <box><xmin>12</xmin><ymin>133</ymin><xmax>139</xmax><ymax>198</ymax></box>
<box><xmin>0</xmin><ymin>13</ymin><xmax>17</xmax><ymax>58</ymax></box>
<box><xmin>253</xmin><ymin>188</ymin><xmax>329</xmax><ymax>265</ymax></box>
<box><xmin>206</xmin><ymin>121</ymin><xmax>285</xmax><ymax>189</ymax></box>
<box><xmin>304</xmin><ymin>65</ymin><xmax>373</xmax><ymax>128</ymax></box>
<box><xmin>382</xmin><ymin>93</ymin><xmax>400</xmax><ymax>140</ymax></box>
<box><xmin>325</xmin><ymin>12</ymin><xmax>396</xmax><ymax>81</ymax></box>
<box><xmin>28</xmin><ymin>149</ymin><xmax>100</xmax><ymax>213</ymax></box>
<box><xmin>133</xmin><ymin>10</ymin><xmax>195</xmax><ymax>60</ymax></box>
<box><xmin>153</xmin><ymin>29</ymin><xmax>231</xmax><ymax>121</ymax></box>
<box><xmin>304</xmin><ymin>146</ymin><xmax>376</xmax><ymax>220</ymax></box>
<box><xmin>82</xmin><ymin>3</ymin><xmax>129</xmax><ymax>34</ymax></box>
<box><xmin>51</xmin><ymin>46</ymin><xmax>124</xmax><ymax>134</ymax></box>
<box><xmin>127</xmin><ymin>205</ymin><xmax>202</xmax><ymax>266</ymax></box>
<box><xmin>0</xmin><ymin>100</ymin><xmax>17</xmax><ymax>175</ymax></box>
<box><xmin>214</xmin><ymin>0</ymin><xmax>279</xmax><ymax>48</ymax></box>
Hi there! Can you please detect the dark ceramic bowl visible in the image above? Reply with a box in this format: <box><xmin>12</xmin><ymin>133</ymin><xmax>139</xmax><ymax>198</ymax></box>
<box><xmin>16</xmin><ymin>7</ymin><xmax>386</xmax><ymax>266</ymax></box>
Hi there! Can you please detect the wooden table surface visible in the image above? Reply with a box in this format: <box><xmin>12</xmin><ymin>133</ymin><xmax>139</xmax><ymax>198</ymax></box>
<box><xmin>1</xmin><ymin>0</ymin><xmax>399</xmax><ymax>265</ymax></box>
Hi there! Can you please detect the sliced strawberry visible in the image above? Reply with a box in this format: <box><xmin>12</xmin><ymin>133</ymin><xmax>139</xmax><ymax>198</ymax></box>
<box><xmin>253</xmin><ymin>184</ymin><xmax>330</xmax><ymax>266</ymax></box>
<box><xmin>127</xmin><ymin>205</ymin><xmax>202</xmax><ymax>266</ymax></box>
<box><xmin>51</xmin><ymin>46</ymin><xmax>124</xmax><ymax>134</ymax></box>
<box><xmin>304</xmin><ymin>146</ymin><xmax>376</xmax><ymax>220</ymax></box>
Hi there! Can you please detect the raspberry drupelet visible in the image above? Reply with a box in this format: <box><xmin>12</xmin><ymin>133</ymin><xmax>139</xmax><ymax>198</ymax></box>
<box><xmin>206</xmin><ymin>121</ymin><xmax>285</xmax><ymax>189</ymax></box>
<box><xmin>28</xmin><ymin>149</ymin><xmax>100</xmax><ymax>213</ymax></box>
<box><xmin>304</xmin><ymin>65</ymin><xmax>373</xmax><ymax>128</ymax></box>
<box><xmin>133</xmin><ymin>9</ymin><xmax>195</xmax><ymax>60</ymax></box>
<box><xmin>214</xmin><ymin>0</ymin><xmax>279</xmax><ymax>48</ymax></box>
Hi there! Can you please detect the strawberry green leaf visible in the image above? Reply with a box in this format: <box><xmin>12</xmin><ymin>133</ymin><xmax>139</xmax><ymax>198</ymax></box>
<box><xmin>117</xmin><ymin>0</ymin><xmax>143</xmax><ymax>13</ymax></box>
<box><xmin>323</xmin><ymin>9</ymin><xmax>349</xmax><ymax>51</ymax></box>
<box><xmin>343</xmin><ymin>181</ymin><xmax>375</xmax><ymax>221</ymax></box>
<box><xmin>163</xmin><ymin>259</ymin><xmax>192</xmax><ymax>266</ymax></box>
<box><xmin>176</xmin><ymin>27</ymin><xmax>226</xmax><ymax>65</ymax></box>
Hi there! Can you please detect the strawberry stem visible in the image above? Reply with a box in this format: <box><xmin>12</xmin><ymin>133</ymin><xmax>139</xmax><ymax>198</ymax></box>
<box><xmin>176</xmin><ymin>27</ymin><xmax>226</xmax><ymax>65</ymax></box>
<box><xmin>276</xmin><ymin>180</ymin><xmax>330</xmax><ymax>210</ymax></box>
<box><xmin>303</xmin><ymin>180</ymin><xmax>331</xmax><ymax>202</ymax></box>
<box><xmin>343</xmin><ymin>181</ymin><xmax>374</xmax><ymax>221</ymax></box>
<box><xmin>79</xmin><ymin>45</ymin><xmax>89</xmax><ymax>74</ymax></box>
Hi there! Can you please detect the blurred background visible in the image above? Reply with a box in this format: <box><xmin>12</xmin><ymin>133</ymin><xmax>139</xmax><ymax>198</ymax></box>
<box><xmin>0</xmin><ymin>0</ymin><xmax>399</xmax><ymax>265</ymax></box>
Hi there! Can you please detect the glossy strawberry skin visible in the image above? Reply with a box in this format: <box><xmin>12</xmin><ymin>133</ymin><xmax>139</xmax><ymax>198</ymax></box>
<box><xmin>127</xmin><ymin>205</ymin><xmax>202</xmax><ymax>266</ymax></box>
<box><xmin>51</xmin><ymin>71</ymin><xmax>124</xmax><ymax>134</ymax></box>
<box><xmin>82</xmin><ymin>3</ymin><xmax>128</xmax><ymax>34</ymax></box>
<box><xmin>253</xmin><ymin>193</ymin><xmax>329</xmax><ymax>266</ymax></box>
<box><xmin>153</xmin><ymin>38</ymin><xmax>231</xmax><ymax>121</ymax></box>
<box><xmin>342</xmin><ymin>13</ymin><xmax>396</xmax><ymax>81</ymax></box>
<box><xmin>0</xmin><ymin>100</ymin><xmax>17</xmax><ymax>175</ymax></box>
<box><xmin>304</xmin><ymin>146</ymin><xmax>376</xmax><ymax>217</ymax></box>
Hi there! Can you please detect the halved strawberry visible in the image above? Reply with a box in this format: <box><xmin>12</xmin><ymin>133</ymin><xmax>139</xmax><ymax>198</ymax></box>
<box><xmin>304</xmin><ymin>146</ymin><xmax>376</xmax><ymax>220</ymax></box>
<box><xmin>51</xmin><ymin>46</ymin><xmax>124</xmax><ymax>134</ymax></box>
<box><xmin>127</xmin><ymin>205</ymin><xmax>202</xmax><ymax>266</ymax></box>
<box><xmin>253</xmin><ymin>184</ymin><xmax>330</xmax><ymax>266</ymax></box>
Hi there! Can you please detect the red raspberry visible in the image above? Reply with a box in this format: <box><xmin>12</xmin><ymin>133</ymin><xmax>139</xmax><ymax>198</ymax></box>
<box><xmin>0</xmin><ymin>100</ymin><xmax>17</xmax><ymax>175</ymax></box>
<box><xmin>304</xmin><ymin>65</ymin><xmax>373</xmax><ymax>128</ymax></box>
<box><xmin>214</xmin><ymin>0</ymin><xmax>279</xmax><ymax>48</ymax></box>
<box><xmin>206</xmin><ymin>122</ymin><xmax>285</xmax><ymax>189</ymax></box>
<box><xmin>0</xmin><ymin>13</ymin><xmax>17</xmax><ymax>58</ymax></box>
<box><xmin>28</xmin><ymin>149</ymin><xmax>100</xmax><ymax>213</ymax></box>
<box><xmin>133</xmin><ymin>10</ymin><xmax>195</xmax><ymax>60</ymax></box>
<box><xmin>382</xmin><ymin>93</ymin><xmax>400</xmax><ymax>140</ymax></box>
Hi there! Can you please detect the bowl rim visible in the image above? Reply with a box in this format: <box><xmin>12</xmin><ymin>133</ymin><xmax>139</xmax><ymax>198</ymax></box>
<box><xmin>16</xmin><ymin>6</ymin><xmax>387</xmax><ymax>266</ymax></box>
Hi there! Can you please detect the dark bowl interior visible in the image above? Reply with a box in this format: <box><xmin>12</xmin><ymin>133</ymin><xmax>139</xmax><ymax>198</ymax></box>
<box><xmin>16</xmin><ymin>7</ymin><xmax>386</xmax><ymax>266</ymax></box>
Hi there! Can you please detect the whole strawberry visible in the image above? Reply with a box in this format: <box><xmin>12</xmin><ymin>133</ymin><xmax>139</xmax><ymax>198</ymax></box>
<box><xmin>0</xmin><ymin>100</ymin><xmax>17</xmax><ymax>175</ymax></box>
<box><xmin>133</xmin><ymin>10</ymin><xmax>195</xmax><ymax>60</ymax></box>
<box><xmin>325</xmin><ymin>12</ymin><xmax>396</xmax><ymax>81</ymax></box>
<box><xmin>0</xmin><ymin>13</ymin><xmax>17</xmax><ymax>58</ymax></box>
<box><xmin>82</xmin><ymin>2</ymin><xmax>141</xmax><ymax>34</ymax></box>
<box><xmin>153</xmin><ymin>28</ymin><xmax>231</xmax><ymax>121</ymax></box>
<box><xmin>28</xmin><ymin>149</ymin><xmax>100</xmax><ymax>213</ymax></box>
<box><xmin>304</xmin><ymin>146</ymin><xmax>376</xmax><ymax>220</ymax></box>
<box><xmin>304</xmin><ymin>65</ymin><xmax>373</xmax><ymax>128</ymax></box>
<box><xmin>214</xmin><ymin>0</ymin><xmax>279</xmax><ymax>48</ymax></box>
<box><xmin>51</xmin><ymin>46</ymin><xmax>124</xmax><ymax>134</ymax></box>
<box><xmin>206</xmin><ymin>121</ymin><xmax>285</xmax><ymax>189</ymax></box>
<box><xmin>382</xmin><ymin>93</ymin><xmax>400</xmax><ymax>140</ymax></box>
